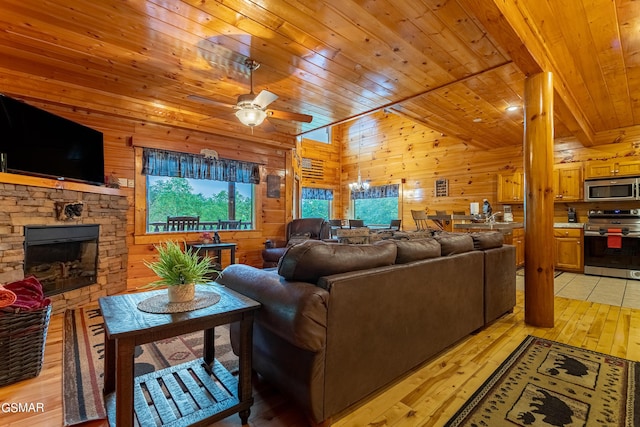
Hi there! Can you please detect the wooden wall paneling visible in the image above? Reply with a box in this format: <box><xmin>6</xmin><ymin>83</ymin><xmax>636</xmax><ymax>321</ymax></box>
<box><xmin>337</xmin><ymin>111</ymin><xmax>526</xmax><ymax>229</ymax></box>
<box><xmin>300</xmin><ymin>137</ymin><xmax>343</xmax><ymax>219</ymax></box>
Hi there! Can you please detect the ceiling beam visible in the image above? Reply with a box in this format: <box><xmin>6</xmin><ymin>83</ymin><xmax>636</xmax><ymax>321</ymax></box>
<box><xmin>459</xmin><ymin>0</ymin><xmax>595</xmax><ymax>146</ymax></box>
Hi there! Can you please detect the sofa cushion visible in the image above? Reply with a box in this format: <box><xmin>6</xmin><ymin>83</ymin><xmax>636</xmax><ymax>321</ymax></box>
<box><xmin>470</xmin><ymin>231</ymin><xmax>504</xmax><ymax>250</ymax></box>
<box><xmin>394</xmin><ymin>238</ymin><xmax>441</xmax><ymax>264</ymax></box>
<box><xmin>278</xmin><ymin>240</ymin><xmax>397</xmax><ymax>283</ymax></box>
<box><xmin>433</xmin><ymin>233</ymin><xmax>475</xmax><ymax>255</ymax></box>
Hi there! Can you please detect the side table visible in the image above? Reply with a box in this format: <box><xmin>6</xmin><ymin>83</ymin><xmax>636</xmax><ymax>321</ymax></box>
<box><xmin>99</xmin><ymin>283</ymin><xmax>260</xmax><ymax>427</ymax></box>
<box><xmin>188</xmin><ymin>242</ymin><xmax>237</xmax><ymax>270</ymax></box>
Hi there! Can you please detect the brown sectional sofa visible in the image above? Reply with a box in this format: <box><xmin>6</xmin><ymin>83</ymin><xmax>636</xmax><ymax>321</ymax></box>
<box><xmin>216</xmin><ymin>232</ymin><xmax>515</xmax><ymax>425</ymax></box>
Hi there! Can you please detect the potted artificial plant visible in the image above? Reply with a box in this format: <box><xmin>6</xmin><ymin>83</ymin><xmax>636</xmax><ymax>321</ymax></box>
<box><xmin>144</xmin><ymin>240</ymin><xmax>216</xmax><ymax>302</ymax></box>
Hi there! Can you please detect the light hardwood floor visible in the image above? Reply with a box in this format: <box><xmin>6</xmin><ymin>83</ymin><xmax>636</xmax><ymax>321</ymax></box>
<box><xmin>1</xmin><ymin>289</ymin><xmax>639</xmax><ymax>427</ymax></box>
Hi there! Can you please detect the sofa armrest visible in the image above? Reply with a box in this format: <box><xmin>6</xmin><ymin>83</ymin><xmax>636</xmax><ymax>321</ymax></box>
<box><xmin>216</xmin><ymin>264</ymin><xmax>329</xmax><ymax>352</ymax></box>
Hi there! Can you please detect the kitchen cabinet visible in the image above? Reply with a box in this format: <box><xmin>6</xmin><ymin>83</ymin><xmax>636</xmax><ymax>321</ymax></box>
<box><xmin>553</xmin><ymin>164</ymin><xmax>583</xmax><ymax>201</ymax></box>
<box><xmin>584</xmin><ymin>159</ymin><xmax>640</xmax><ymax>179</ymax></box>
<box><xmin>502</xmin><ymin>228</ymin><xmax>525</xmax><ymax>267</ymax></box>
<box><xmin>554</xmin><ymin>228</ymin><xmax>583</xmax><ymax>272</ymax></box>
<box><xmin>512</xmin><ymin>228</ymin><xmax>525</xmax><ymax>267</ymax></box>
<box><xmin>497</xmin><ymin>172</ymin><xmax>524</xmax><ymax>203</ymax></box>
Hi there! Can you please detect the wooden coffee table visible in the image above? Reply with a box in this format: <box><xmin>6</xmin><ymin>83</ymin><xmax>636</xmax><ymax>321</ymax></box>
<box><xmin>99</xmin><ymin>283</ymin><xmax>260</xmax><ymax>427</ymax></box>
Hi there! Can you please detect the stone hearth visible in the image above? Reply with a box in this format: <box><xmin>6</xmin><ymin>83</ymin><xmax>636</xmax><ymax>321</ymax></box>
<box><xmin>0</xmin><ymin>182</ymin><xmax>128</xmax><ymax>314</ymax></box>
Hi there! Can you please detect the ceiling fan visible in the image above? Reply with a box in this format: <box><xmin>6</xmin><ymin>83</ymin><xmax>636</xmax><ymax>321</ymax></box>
<box><xmin>188</xmin><ymin>59</ymin><xmax>313</xmax><ymax>128</ymax></box>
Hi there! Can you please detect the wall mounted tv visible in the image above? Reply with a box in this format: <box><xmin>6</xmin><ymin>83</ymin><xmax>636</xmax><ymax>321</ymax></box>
<box><xmin>0</xmin><ymin>93</ymin><xmax>105</xmax><ymax>185</ymax></box>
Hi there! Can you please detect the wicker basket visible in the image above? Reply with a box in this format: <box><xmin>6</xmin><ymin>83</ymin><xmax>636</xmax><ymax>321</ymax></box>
<box><xmin>0</xmin><ymin>305</ymin><xmax>52</xmax><ymax>386</ymax></box>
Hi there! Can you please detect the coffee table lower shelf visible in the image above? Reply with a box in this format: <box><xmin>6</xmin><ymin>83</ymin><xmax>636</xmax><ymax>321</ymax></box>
<box><xmin>105</xmin><ymin>357</ymin><xmax>252</xmax><ymax>427</ymax></box>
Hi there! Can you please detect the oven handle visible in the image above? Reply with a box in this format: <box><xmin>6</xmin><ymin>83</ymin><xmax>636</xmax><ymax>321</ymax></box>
<box><xmin>584</xmin><ymin>230</ymin><xmax>640</xmax><ymax>238</ymax></box>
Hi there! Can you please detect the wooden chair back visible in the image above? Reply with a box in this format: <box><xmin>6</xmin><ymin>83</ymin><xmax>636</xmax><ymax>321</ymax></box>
<box><xmin>410</xmin><ymin>210</ymin><xmax>429</xmax><ymax>231</ymax></box>
<box><xmin>218</xmin><ymin>220</ymin><xmax>241</xmax><ymax>229</ymax></box>
<box><xmin>166</xmin><ymin>216</ymin><xmax>200</xmax><ymax>231</ymax></box>
<box><xmin>389</xmin><ymin>219</ymin><xmax>402</xmax><ymax>230</ymax></box>
<box><xmin>349</xmin><ymin>219</ymin><xmax>365</xmax><ymax>228</ymax></box>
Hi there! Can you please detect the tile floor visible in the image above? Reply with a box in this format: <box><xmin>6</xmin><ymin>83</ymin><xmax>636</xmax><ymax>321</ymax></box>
<box><xmin>516</xmin><ymin>271</ymin><xmax>640</xmax><ymax>309</ymax></box>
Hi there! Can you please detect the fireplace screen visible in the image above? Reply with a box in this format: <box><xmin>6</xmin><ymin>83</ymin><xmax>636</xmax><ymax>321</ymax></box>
<box><xmin>24</xmin><ymin>225</ymin><xmax>99</xmax><ymax>296</ymax></box>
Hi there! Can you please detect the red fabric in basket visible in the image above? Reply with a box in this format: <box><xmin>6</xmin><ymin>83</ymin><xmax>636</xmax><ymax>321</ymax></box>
<box><xmin>2</xmin><ymin>276</ymin><xmax>51</xmax><ymax>311</ymax></box>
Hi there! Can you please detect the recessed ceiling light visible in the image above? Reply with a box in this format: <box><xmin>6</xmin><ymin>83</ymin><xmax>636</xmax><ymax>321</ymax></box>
<box><xmin>506</xmin><ymin>105</ymin><xmax>519</xmax><ymax>112</ymax></box>
<box><xmin>473</xmin><ymin>118</ymin><xmax>483</xmax><ymax>123</ymax></box>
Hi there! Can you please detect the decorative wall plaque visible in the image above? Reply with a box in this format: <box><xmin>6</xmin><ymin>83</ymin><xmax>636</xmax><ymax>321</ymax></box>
<box><xmin>435</xmin><ymin>178</ymin><xmax>449</xmax><ymax>197</ymax></box>
<box><xmin>267</xmin><ymin>175</ymin><xmax>281</xmax><ymax>198</ymax></box>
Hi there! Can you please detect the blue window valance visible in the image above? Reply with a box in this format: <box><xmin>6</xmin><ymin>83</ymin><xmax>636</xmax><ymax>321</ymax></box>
<box><xmin>141</xmin><ymin>148</ymin><xmax>260</xmax><ymax>184</ymax></box>
<box><xmin>302</xmin><ymin>187</ymin><xmax>334</xmax><ymax>200</ymax></box>
<box><xmin>351</xmin><ymin>184</ymin><xmax>399</xmax><ymax>200</ymax></box>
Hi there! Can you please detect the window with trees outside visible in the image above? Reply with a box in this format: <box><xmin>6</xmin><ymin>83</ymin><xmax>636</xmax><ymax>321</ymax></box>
<box><xmin>352</xmin><ymin>184</ymin><xmax>399</xmax><ymax>225</ymax></box>
<box><xmin>142</xmin><ymin>148</ymin><xmax>259</xmax><ymax>233</ymax></box>
<box><xmin>301</xmin><ymin>187</ymin><xmax>333</xmax><ymax>219</ymax></box>
<box><xmin>146</xmin><ymin>177</ymin><xmax>253</xmax><ymax>232</ymax></box>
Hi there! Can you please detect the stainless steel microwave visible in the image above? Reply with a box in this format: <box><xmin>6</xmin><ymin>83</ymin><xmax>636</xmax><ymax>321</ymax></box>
<box><xmin>584</xmin><ymin>177</ymin><xmax>639</xmax><ymax>201</ymax></box>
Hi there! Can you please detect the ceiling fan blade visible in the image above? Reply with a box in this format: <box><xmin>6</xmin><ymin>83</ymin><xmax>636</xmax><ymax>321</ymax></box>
<box><xmin>187</xmin><ymin>94</ymin><xmax>235</xmax><ymax>109</ymax></box>
<box><xmin>253</xmin><ymin>90</ymin><xmax>278</xmax><ymax>109</ymax></box>
<box><xmin>266</xmin><ymin>109</ymin><xmax>313</xmax><ymax>123</ymax></box>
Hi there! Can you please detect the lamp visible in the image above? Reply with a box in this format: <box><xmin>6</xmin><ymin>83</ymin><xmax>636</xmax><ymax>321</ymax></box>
<box><xmin>235</xmin><ymin>107</ymin><xmax>267</xmax><ymax>127</ymax></box>
<box><xmin>348</xmin><ymin>120</ymin><xmax>369</xmax><ymax>192</ymax></box>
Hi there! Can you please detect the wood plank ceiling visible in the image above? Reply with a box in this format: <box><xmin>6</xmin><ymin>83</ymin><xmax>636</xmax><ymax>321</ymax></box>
<box><xmin>0</xmin><ymin>0</ymin><xmax>637</xmax><ymax>149</ymax></box>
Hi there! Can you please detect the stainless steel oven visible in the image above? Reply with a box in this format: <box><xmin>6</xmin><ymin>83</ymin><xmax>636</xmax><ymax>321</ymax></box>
<box><xmin>584</xmin><ymin>177</ymin><xmax>639</xmax><ymax>201</ymax></box>
<box><xmin>584</xmin><ymin>209</ymin><xmax>640</xmax><ymax>280</ymax></box>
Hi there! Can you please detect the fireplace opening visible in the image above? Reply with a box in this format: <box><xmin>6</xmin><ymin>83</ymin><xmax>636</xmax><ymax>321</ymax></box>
<box><xmin>24</xmin><ymin>225</ymin><xmax>99</xmax><ymax>296</ymax></box>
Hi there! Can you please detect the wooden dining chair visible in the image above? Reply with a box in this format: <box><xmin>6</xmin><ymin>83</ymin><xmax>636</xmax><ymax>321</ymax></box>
<box><xmin>410</xmin><ymin>210</ymin><xmax>429</xmax><ymax>231</ymax></box>
<box><xmin>389</xmin><ymin>219</ymin><xmax>402</xmax><ymax>231</ymax></box>
<box><xmin>329</xmin><ymin>219</ymin><xmax>343</xmax><ymax>238</ymax></box>
<box><xmin>349</xmin><ymin>219</ymin><xmax>365</xmax><ymax>228</ymax></box>
<box><xmin>217</xmin><ymin>220</ymin><xmax>241</xmax><ymax>229</ymax></box>
<box><xmin>166</xmin><ymin>216</ymin><xmax>200</xmax><ymax>231</ymax></box>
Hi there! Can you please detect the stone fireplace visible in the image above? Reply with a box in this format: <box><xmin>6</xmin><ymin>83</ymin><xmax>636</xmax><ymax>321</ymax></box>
<box><xmin>0</xmin><ymin>180</ymin><xmax>129</xmax><ymax>314</ymax></box>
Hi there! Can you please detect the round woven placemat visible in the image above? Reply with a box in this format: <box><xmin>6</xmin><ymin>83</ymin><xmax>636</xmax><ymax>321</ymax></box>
<box><xmin>137</xmin><ymin>290</ymin><xmax>221</xmax><ymax>314</ymax></box>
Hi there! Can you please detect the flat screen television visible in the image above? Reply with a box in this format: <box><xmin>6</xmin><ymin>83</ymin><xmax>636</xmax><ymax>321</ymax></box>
<box><xmin>0</xmin><ymin>93</ymin><xmax>105</xmax><ymax>185</ymax></box>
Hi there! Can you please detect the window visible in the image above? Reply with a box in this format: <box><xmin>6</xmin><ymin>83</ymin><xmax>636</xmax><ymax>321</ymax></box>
<box><xmin>146</xmin><ymin>176</ymin><xmax>253</xmax><ymax>232</ymax></box>
<box><xmin>301</xmin><ymin>187</ymin><xmax>333</xmax><ymax>219</ymax></box>
<box><xmin>302</xmin><ymin>127</ymin><xmax>331</xmax><ymax>144</ymax></box>
<box><xmin>352</xmin><ymin>184</ymin><xmax>399</xmax><ymax>225</ymax></box>
<box><xmin>141</xmin><ymin>148</ymin><xmax>260</xmax><ymax>233</ymax></box>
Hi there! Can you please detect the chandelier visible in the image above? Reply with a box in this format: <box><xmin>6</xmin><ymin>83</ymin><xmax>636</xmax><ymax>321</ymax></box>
<box><xmin>349</xmin><ymin>167</ymin><xmax>370</xmax><ymax>192</ymax></box>
<box><xmin>349</xmin><ymin>121</ymin><xmax>369</xmax><ymax>192</ymax></box>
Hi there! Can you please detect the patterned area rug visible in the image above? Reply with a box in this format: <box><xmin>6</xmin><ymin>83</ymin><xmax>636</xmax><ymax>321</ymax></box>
<box><xmin>445</xmin><ymin>335</ymin><xmax>640</xmax><ymax>427</ymax></box>
<box><xmin>62</xmin><ymin>306</ymin><xmax>238</xmax><ymax>426</ymax></box>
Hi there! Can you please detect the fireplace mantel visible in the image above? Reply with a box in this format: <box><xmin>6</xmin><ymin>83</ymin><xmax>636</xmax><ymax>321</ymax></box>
<box><xmin>0</xmin><ymin>172</ymin><xmax>126</xmax><ymax>196</ymax></box>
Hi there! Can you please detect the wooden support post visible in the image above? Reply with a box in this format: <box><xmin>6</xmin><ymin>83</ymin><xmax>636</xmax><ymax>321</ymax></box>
<box><xmin>524</xmin><ymin>71</ymin><xmax>555</xmax><ymax>327</ymax></box>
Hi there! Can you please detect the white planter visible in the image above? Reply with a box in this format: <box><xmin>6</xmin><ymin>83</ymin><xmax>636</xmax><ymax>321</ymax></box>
<box><xmin>167</xmin><ymin>283</ymin><xmax>195</xmax><ymax>303</ymax></box>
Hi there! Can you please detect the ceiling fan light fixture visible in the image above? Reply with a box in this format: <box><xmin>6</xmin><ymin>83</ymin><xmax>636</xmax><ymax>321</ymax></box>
<box><xmin>235</xmin><ymin>107</ymin><xmax>267</xmax><ymax>127</ymax></box>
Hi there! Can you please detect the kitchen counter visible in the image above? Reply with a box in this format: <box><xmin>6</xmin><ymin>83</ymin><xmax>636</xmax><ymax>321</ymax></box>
<box><xmin>453</xmin><ymin>222</ymin><xmax>524</xmax><ymax>231</ymax></box>
<box><xmin>455</xmin><ymin>222</ymin><xmax>584</xmax><ymax>231</ymax></box>
<box><xmin>554</xmin><ymin>222</ymin><xmax>584</xmax><ymax>229</ymax></box>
